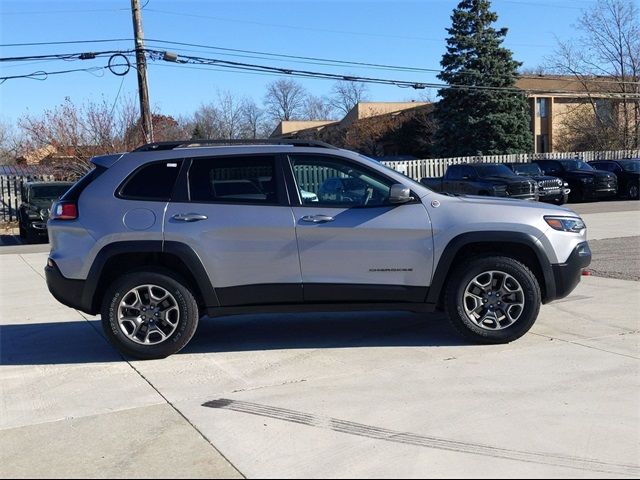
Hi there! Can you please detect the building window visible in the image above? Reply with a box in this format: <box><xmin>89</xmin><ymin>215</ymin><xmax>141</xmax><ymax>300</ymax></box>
<box><xmin>536</xmin><ymin>134</ymin><xmax>549</xmax><ymax>153</ymax></box>
<box><xmin>536</xmin><ymin>98</ymin><xmax>548</xmax><ymax>118</ymax></box>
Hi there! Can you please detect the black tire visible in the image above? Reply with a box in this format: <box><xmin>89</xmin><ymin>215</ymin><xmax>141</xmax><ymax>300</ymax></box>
<box><xmin>628</xmin><ymin>183</ymin><xmax>639</xmax><ymax>200</ymax></box>
<box><xmin>18</xmin><ymin>222</ymin><xmax>27</xmax><ymax>240</ymax></box>
<box><xmin>101</xmin><ymin>271</ymin><xmax>200</xmax><ymax>360</ymax></box>
<box><xmin>445</xmin><ymin>255</ymin><xmax>541</xmax><ymax>344</ymax></box>
<box><xmin>553</xmin><ymin>196</ymin><xmax>567</xmax><ymax>206</ymax></box>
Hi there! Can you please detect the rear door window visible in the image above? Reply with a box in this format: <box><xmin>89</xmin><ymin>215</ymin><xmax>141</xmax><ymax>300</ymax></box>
<box><xmin>188</xmin><ymin>155</ymin><xmax>279</xmax><ymax>204</ymax></box>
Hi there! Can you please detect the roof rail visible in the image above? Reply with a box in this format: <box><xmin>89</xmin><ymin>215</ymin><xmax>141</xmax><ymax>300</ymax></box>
<box><xmin>132</xmin><ymin>138</ymin><xmax>338</xmax><ymax>152</ymax></box>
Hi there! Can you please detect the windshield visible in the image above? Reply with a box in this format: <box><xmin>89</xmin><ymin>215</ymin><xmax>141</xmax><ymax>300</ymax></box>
<box><xmin>474</xmin><ymin>164</ymin><xmax>517</xmax><ymax>177</ymax></box>
<box><xmin>512</xmin><ymin>163</ymin><xmax>542</xmax><ymax>176</ymax></box>
<box><xmin>358</xmin><ymin>154</ymin><xmax>426</xmax><ymax>191</ymax></box>
<box><xmin>559</xmin><ymin>160</ymin><xmax>594</xmax><ymax>171</ymax></box>
<box><xmin>620</xmin><ymin>160</ymin><xmax>640</xmax><ymax>173</ymax></box>
<box><xmin>31</xmin><ymin>185</ymin><xmax>72</xmax><ymax>199</ymax></box>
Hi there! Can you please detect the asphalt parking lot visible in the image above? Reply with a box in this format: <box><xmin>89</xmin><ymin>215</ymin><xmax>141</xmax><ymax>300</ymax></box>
<box><xmin>1</xmin><ymin>200</ymin><xmax>639</xmax><ymax>478</ymax></box>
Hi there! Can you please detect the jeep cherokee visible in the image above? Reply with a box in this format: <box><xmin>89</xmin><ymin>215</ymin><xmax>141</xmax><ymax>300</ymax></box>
<box><xmin>45</xmin><ymin>140</ymin><xmax>592</xmax><ymax>359</ymax></box>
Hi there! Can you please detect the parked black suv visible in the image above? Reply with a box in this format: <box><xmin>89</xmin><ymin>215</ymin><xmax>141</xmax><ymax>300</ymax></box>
<box><xmin>420</xmin><ymin>164</ymin><xmax>538</xmax><ymax>200</ymax></box>
<box><xmin>18</xmin><ymin>181</ymin><xmax>73</xmax><ymax>243</ymax></box>
<box><xmin>588</xmin><ymin>159</ymin><xmax>639</xmax><ymax>200</ymax></box>
<box><xmin>533</xmin><ymin>159</ymin><xmax>617</xmax><ymax>202</ymax></box>
<box><xmin>504</xmin><ymin>162</ymin><xmax>569</xmax><ymax>205</ymax></box>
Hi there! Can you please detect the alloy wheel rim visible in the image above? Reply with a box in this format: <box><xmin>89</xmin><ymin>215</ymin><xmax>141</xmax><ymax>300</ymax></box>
<box><xmin>463</xmin><ymin>270</ymin><xmax>525</xmax><ymax>331</ymax></box>
<box><xmin>630</xmin><ymin>185</ymin><xmax>638</xmax><ymax>199</ymax></box>
<box><xmin>117</xmin><ymin>284</ymin><xmax>180</xmax><ymax>345</ymax></box>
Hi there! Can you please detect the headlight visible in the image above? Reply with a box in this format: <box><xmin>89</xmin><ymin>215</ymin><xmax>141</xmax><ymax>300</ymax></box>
<box><xmin>545</xmin><ymin>216</ymin><xmax>586</xmax><ymax>232</ymax></box>
<box><xmin>538</xmin><ymin>181</ymin><xmax>545</xmax><ymax>187</ymax></box>
<box><xmin>40</xmin><ymin>208</ymin><xmax>49</xmax><ymax>218</ymax></box>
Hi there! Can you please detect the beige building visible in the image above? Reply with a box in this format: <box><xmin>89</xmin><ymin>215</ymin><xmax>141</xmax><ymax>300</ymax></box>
<box><xmin>517</xmin><ymin>75</ymin><xmax>628</xmax><ymax>153</ymax></box>
<box><xmin>271</xmin><ymin>102</ymin><xmax>430</xmax><ymax>139</ymax></box>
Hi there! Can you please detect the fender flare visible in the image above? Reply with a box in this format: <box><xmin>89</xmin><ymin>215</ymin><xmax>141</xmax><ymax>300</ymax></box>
<box><xmin>426</xmin><ymin>231</ymin><xmax>556</xmax><ymax>305</ymax></box>
<box><xmin>82</xmin><ymin>240</ymin><xmax>219</xmax><ymax>313</ymax></box>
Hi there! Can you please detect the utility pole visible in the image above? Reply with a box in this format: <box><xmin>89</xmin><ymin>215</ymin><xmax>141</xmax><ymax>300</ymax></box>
<box><xmin>131</xmin><ymin>0</ymin><xmax>153</xmax><ymax>143</ymax></box>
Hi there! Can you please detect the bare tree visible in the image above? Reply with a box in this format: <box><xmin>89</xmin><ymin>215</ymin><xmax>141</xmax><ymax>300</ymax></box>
<box><xmin>0</xmin><ymin>120</ymin><xmax>21</xmax><ymax>165</ymax></box>
<box><xmin>215</xmin><ymin>90</ymin><xmax>244</xmax><ymax>139</ymax></box>
<box><xmin>190</xmin><ymin>103</ymin><xmax>222</xmax><ymax>140</ymax></box>
<box><xmin>330</xmin><ymin>80</ymin><xmax>369</xmax><ymax>115</ymax></box>
<box><xmin>547</xmin><ymin>0</ymin><xmax>640</xmax><ymax>150</ymax></box>
<box><xmin>240</xmin><ymin>99</ymin><xmax>266</xmax><ymax>139</ymax></box>
<box><xmin>263</xmin><ymin>79</ymin><xmax>307</xmax><ymax>121</ymax></box>
<box><xmin>303</xmin><ymin>95</ymin><xmax>336</xmax><ymax>120</ymax></box>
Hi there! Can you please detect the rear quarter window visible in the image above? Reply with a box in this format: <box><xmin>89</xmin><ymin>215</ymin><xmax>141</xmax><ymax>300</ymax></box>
<box><xmin>118</xmin><ymin>161</ymin><xmax>182</xmax><ymax>201</ymax></box>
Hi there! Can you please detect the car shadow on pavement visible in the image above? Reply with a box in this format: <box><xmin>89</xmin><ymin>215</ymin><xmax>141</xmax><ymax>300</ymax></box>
<box><xmin>1</xmin><ymin>311</ymin><xmax>468</xmax><ymax>366</ymax></box>
<box><xmin>185</xmin><ymin>311</ymin><xmax>467</xmax><ymax>354</ymax></box>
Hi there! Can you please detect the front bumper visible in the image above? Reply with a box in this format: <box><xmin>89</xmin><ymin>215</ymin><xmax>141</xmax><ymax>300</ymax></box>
<box><xmin>45</xmin><ymin>260</ymin><xmax>92</xmax><ymax>313</ymax></box>
<box><xmin>549</xmin><ymin>242</ymin><xmax>591</xmax><ymax>301</ymax></box>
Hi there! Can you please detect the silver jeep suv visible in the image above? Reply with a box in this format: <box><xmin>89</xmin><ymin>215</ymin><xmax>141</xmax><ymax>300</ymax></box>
<box><xmin>45</xmin><ymin>140</ymin><xmax>591</xmax><ymax>359</ymax></box>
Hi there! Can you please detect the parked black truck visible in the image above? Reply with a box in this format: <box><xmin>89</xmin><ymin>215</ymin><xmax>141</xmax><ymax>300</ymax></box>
<box><xmin>588</xmin><ymin>159</ymin><xmax>639</xmax><ymax>200</ymax></box>
<box><xmin>420</xmin><ymin>163</ymin><xmax>538</xmax><ymax>200</ymax></box>
<box><xmin>18</xmin><ymin>181</ymin><xmax>73</xmax><ymax>243</ymax></box>
<box><xmin>503</xmin><ymin>162</ymin><xmax>570</xmax><ymax>205</ymax></box>
<box><xmin>533</xmin><ymin>159</ymin><xmax>617</xmax><ymax>202</ymax></box>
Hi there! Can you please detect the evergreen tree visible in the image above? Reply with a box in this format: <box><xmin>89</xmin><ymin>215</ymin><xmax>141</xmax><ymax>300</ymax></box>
<box><xmin>434</xmin><ymin>0</ymin><xmax>533</xmax><ymax>156</ymax></box>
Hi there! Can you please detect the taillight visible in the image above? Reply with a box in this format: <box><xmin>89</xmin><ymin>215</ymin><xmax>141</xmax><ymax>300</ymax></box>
<box><xmin>51</xmin><ymin>201</ymin><xmax>78</xmax><ymax>220</ymax></box>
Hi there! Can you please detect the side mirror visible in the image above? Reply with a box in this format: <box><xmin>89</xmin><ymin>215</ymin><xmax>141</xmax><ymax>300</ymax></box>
<box><xmin>389</xmin><ymin>184</ymin><xmax>414</xmax><ymax>204</ymax></box>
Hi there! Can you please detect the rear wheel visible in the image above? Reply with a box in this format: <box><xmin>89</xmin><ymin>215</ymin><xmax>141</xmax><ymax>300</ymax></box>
<box><xmin>445</xmin><ymin>256</ymin><xmax>541</xmax><ymax>344</ymax></box>
<box><xmin>101</xmin><ymin>271</ymin><xmax>199</xmax><ymax>359</ymax></box>
<box><xmin>628</xmin><ymin>183</ymin><xmax>639</xmax><ymax>200</ymax></box>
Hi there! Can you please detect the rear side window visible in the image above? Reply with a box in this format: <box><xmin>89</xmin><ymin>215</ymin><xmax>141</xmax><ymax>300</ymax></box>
<box><xmin>189</xmin><ymin>156</ymin><xmax>277</xmax><ymax>204</ymax></box>
<box><xmin>61</xmin><ymin>166</ymin><xmax>106</xmax><ymax>202</ymax></box>
<box><xmin>119</xmin><ymin>161</ymin><xmax>182</xmax><ymax>201</ymax></box>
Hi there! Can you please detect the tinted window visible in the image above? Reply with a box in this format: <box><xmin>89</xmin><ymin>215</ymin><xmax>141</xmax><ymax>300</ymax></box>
<box><xmin>31</xmin><ymin>184</ymin><xmax>73</xmax><ymax>199</ymax></box>
<box><xmin>189</xmin><ymin>156</ymin><xmax>277</xmax><ymax>203</ymax></box>
<box><xmin>290</xmin><ymin>155</ymin><xmax>394</xmax><ymax>207</ymax></box>
<box><xmin>512</xmin><ymin>163</ymin><xmax>542</xmax><ymax>176</ymax></box>
<box><xmin>620</xmin><ymin>160</ymin><xmax>640</xmax><ymax>173</ymax></box>
<box><xmin>559</xmin><ymin>160</ymin><xmax>594</xmax><ymax>171</ymax></box>
<box><xmin>446</xmin><ymin>166</ymin><xmax>465</xmax><ymax>180</ymax></box>
<box><xmin>474</xmin><ymin>164</ymin><xmax>516</xmax><ymax>177</ymax></box>
<box><xmin>120</xmin><ymin>161</ymin><xmax>182</xmax><ymax>201</ymax></box>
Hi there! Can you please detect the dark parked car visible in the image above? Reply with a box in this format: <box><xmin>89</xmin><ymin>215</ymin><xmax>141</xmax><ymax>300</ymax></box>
<box><xmin>18</xmin><ymin>181</ymin><xmax>73</xmax><ymax>243</ymax></box>
<box><xmin>420</xmin><ymin>163</ymin><xmax>538</xmax><ymax>200</ymax></box>
<box><xmin>588</xmin><ymin>159</ymin><xmax>640</xmax><ymax>200</ymax></box>
<box><xmin>504</xmin><ymin>162</ymin><xmax>570</xmax><ymax>205</ymax></box>
<box><xmin>533</xmin><ymin>159</ymin><xmax>617</xmax><ymax>202</ymax></box>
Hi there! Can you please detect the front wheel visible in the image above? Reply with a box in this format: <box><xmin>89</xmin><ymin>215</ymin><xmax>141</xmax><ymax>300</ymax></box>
<box><xmin>628</xmin><ymin>183</ymin><xmax>639</xmax><ymax>200</ymax></box>
<box><xmin>101</xmin><ymin>271</ymin><xmax>200</xmax><ymax>359</ymax></box>
<box><xmin>445</xmin><ymin>256</ymin><xmax>541</xmax><ymax>344</ymax></box>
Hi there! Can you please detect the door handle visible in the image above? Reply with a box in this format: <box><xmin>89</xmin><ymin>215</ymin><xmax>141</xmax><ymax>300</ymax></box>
<box><xmin>172</xmin><ymin>213</ymin><xmax>208</xmax><ymax>222</ymax></box>
<box><xmin>301</xmin><ymin>214</ymin><xmax>335</xmax><ymax>223</ymax></box>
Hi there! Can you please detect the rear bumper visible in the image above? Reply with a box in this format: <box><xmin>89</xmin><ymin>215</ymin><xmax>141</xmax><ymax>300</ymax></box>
<box><xmin>549</xmin><ymin>242</ymin><xmax>591</xmax><ymax>302</ymax></box>
<box><xmin>45</xmin><ymin>261</ymin><xmax>92</xmax><ymax>313</ymax></box>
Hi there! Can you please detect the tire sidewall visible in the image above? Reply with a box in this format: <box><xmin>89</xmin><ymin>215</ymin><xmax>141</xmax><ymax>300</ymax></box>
<box><xmin>446</xmin><ymin>256</ymin><xmax>541</xmax><ymax>343</ymax></box>
<box><xmin>102</xmin><ymin>272</ymin><xmax>199</xmax><ymax>359</ymax></box>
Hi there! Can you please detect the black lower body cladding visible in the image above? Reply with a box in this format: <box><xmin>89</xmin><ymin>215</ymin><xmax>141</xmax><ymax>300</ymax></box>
<box><xmin>551</xmin><ymin>242</ymin><xmax>591</xmax><ymax>300</ymax></box>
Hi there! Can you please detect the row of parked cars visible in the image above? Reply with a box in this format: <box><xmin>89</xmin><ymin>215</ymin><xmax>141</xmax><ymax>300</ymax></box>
<box><xmin>420</xmin><ymin>158</ymin><xmax>640</xmax><ymax>204</ymax></box>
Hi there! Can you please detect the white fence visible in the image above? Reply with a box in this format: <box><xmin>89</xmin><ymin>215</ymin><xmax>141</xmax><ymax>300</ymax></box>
<box><xmin>381</xmin><ymin>150</ymin><xmax>640</xmax><ymax>180</ymax></box>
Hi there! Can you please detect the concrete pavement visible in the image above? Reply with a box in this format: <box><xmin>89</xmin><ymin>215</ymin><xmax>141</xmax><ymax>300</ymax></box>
<box><xmin>1</xmin><ymin>201</ymin><xmax>639</xmax><ymax>478</ymax></box>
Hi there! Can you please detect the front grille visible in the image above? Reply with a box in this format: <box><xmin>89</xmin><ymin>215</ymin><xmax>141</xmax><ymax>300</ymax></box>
<box><xmin>596</xmin><ymin>176</ymin><xmax>617</xmax><ymax>190</ymax></box>
<box><xmin>539</xmin><ymin>179</ymin><xmax>562</xmax><ymax>191</ymax></box>
<box><xmin>507</xmin><ymin>182</ymin><xmax>534</xmax><ymax>196</ymax></box>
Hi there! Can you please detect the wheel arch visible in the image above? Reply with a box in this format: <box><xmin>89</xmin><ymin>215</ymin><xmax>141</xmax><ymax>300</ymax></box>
<box><xmin>83</xmin><ymin>241</ymin><xmax>219</xmax><ymax>314</ymax></box>
<box><xmin>427</xmin><ymin>231</ymin><xmax>556</xmax><ymax>308</ymax></box>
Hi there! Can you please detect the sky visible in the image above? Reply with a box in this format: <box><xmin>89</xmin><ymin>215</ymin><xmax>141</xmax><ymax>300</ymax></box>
<box><xmin>0</xmin><ymin>0</ymin><xmax>599</xmax><ymax>124</ymax></box>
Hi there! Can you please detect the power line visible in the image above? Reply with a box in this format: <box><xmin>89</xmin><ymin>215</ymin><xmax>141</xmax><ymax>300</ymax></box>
<box><xmin>0</xmin><ymin>50</ymin><xmax>135</xmax><ymax>63</ymax></box>
<box><xmin>0</xmin><ymin>39</ymin><xmax>133</xmax><ymax>48</ymax></box>
<box><xmin>0</xmin><ymin>64</ymin><xmax>131</xmax><ymax>84</ymax></box>
<box><xmin>145</xmin><ymin>48</ymin><xmax>640</xmax><ymax>98</ymax></box>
